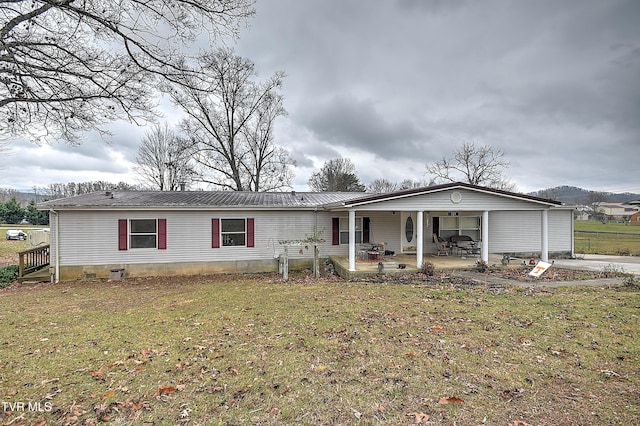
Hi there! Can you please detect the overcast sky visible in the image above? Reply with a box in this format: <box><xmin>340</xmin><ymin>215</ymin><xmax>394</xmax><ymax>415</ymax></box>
<box><xmin>2</xmin><ymin>0</ymin><xmax>639</xmax><ymax>195</ymax></box>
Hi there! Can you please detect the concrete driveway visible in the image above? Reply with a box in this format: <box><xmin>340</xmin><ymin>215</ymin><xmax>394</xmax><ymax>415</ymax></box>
<box><xmin>552</xmin><ymin>254</ymin><xmax>640</xmax><ymax>276</ymax></box>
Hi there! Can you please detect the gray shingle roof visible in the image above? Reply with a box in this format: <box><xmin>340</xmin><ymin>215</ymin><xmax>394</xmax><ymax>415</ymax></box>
<box><xmin>37</xmin><ymin>182</ymin><xmax>563</xmax><ymax>211</ymax></box>
<box><xmin>37</xmin><ymin>190</ymin><xmax>365</xmax><ymax>210</ymax></box>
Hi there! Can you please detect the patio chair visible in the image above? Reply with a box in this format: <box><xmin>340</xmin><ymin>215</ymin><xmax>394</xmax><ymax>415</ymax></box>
<box><xmin>433</xmin><ymin>233</ymin><xmax>450</xmax><ymax>256</ymax></box>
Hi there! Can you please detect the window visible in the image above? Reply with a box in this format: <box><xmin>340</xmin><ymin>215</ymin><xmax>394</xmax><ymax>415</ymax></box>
<box><xmin>437</xmin><ymin>215</ymin><xmax>480</xmax><ymax>241</ymax></box>
<box><xmin>221</xmin><ymin>219</ymin><xmax>247</xmax><ymax>246</ymax></box>
<box><xmin>130</xmin><ymin>219</ymin><xmax>158</xmax><ymax>248</ymax></box>
<box><xmin>118</xmin><ymin>219</ymin><xmax>166</xmax><ymax>250</ymax></box>
<box><xmin>211</xmin><ymin>218</ymin><xmax>254</xmax><ymax>248</ymax></box>
<box><xmin>339</xmin><ymin>217</ymin><xmax>362</xmax><ymax>244</ymax></box>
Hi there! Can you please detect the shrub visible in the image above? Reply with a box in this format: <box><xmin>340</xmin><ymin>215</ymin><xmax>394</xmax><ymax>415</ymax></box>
<box><xmin>0</xmin><ymin>265</ymin><xmax>19</xmax><ymax>287</ymax></box>
<box><xmin>421</xmin><ymin>261</ymin><xmax>435</xmax><ymax>276</ymax></box>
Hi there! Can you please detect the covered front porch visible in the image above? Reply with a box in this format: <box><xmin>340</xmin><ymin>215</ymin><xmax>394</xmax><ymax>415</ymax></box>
<box><xmin>330</xmin><ymin>252</ymin><xmax>507</xmax><ymax>280</ymax></box>
<box><xmin>325</xmin><ymin>184</ymin><xmax>566</xmax><ymax>276</ymax></box>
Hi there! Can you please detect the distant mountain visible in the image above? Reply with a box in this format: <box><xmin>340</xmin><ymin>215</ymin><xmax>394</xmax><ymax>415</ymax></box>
<box><xmin>528</xmin><ymin>186</ymin><xmax>640</xmax><ymax>204</ymax></box>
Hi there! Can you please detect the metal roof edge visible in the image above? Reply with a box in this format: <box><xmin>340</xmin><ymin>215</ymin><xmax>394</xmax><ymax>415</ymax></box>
<box><xmin>332</xmin><ymin>182</ymin><xmax>563</xmax><ymax>208</ymax></box>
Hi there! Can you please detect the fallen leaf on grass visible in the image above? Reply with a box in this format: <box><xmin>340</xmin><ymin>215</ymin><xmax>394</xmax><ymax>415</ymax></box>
<box><xmin>377</xmin><ymin>404</ymin><xmax>385</xmax><ymax>413</ymax></box>
<box><xmin>154</xmin><ymin>386</ymin><xmax>176</xmax><ymax>397</ymax></box>
<box><xmin>131</xmin><ymin>366</ymin><xmax>145</xmax><ymax>375</ymax></box>
<box><xmin>431</xmin><ymin>325</ymin><xmax>444</xmax><ymax>332</ymax></box>
<box><xmin>501</xmin><ymin>388</ymin><xmax>523</xmax><ymax>399</ymax></box>
<box><xmin>89</xmin><ymin>366</ymin><xmax>104</xmax><ymax>378</ymax></box>
<box><xmin>408</xmin><ymin>412</ymin><xmax>430</xmax><ymax>424</ymax></box>
<box><xmin>438</xmin><ymin>396</ymin><xmax>464</xmax><ymax>405</ymax></box>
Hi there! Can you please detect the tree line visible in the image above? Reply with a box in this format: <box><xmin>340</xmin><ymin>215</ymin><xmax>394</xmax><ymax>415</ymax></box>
<box><xmin>0</xmin><ymin>198</ymin><xmax>47</xmax><ymax>225</ymax></box>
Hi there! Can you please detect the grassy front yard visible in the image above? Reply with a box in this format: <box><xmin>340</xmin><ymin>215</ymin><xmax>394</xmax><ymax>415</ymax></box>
<box><xmin>1</xmin><ymin>275</ymin><xmax>638</xmax><ymax>425</ymax></box>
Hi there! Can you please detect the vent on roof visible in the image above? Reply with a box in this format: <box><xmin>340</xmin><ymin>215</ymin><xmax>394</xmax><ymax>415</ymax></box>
<box><xmin>105</xmin><ymin>190</ymin><xmax>113</xmax><ymax>198</ymax></box>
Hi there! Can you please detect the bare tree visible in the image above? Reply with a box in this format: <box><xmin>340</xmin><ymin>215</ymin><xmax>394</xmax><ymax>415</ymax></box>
<box><xmin>134</xmin><ymin>123</ymin><xmax>195</xmax><ymax>190</ymax></box>
<box><xmin>426</xmin><ymin>142</ymin><xmax>517</xmax><ymax>191</ymax></box>
<box><xmin>0</xmin><ymin>0</ymin><xmax>255</xmax><ymax>144</ymax></box>
<box><xmin>46</xmin><ymin>180</ymin><xmax>138</xmax><ymax>198</ymax></box>
<box><xmin>367</xmin><ymin>178</ymin><xmax>398</xmax><ymax>193</ymax></box>
<box><xmin>240</xmin><ymin>92</ymin><xmax>295</xmax><ymax>192</ymax></box>
<box><xmin>308</xmin><ymin>158</ymin><xmax>365</xmax><ymax>192</ymax></box>
<box><xmin>585</xmin><ymin>190</ymin><xmax>608</xmax><ymax>222</ymax></box>
<box><xmin>398</xmin><ymin>178</ymin><xmax>432</xmax><ymax>190</ymax></box>
<box><xmin>168</xmin><ymin>48</ymin><xmax>294</xmax><ymax>191</ymax></box>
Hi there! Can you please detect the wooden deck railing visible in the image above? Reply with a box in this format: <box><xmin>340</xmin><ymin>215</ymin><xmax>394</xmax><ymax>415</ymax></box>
<box><xmin>18</xmin><ymin>245</ymin><xmax>50</xmax><ymax>278</ymax></box>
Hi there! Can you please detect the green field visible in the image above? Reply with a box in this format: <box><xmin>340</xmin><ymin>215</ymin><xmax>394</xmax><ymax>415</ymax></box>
<box><xmin>574</xmin><ymin>221</ymin><xmax>640</xmax><ymax>255</ymax></box>
<box><xmin>0</xmin><ymin>276</ymin><xmax>638</xmax><ymax>425</ymax></box>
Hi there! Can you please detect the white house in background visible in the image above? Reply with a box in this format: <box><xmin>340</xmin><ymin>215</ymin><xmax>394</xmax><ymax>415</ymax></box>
<box><xmin>38</xmin><ymin>182</ymin><xmax>575</xmax><ymax>281</ymax></box>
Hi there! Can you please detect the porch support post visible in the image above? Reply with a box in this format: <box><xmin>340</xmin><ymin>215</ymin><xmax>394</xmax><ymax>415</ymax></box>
<box><xmin>348</xmin><ymin>209</ymin><xmax>356</xmax><ymax>271</ymax></box>
<box><xmin>481</xmin><ymin>210</ymin><xmax>489</xmax><ymax>264</ymax></box>
<box><xmin>541</xmin><ymin>209</ymin><xmax>549</xmax><ymax>262</ymax></box>
<box><xmin>416</xmin><ymin>210</ymin><xmax>424</xmax><ymax>268</ymax></box>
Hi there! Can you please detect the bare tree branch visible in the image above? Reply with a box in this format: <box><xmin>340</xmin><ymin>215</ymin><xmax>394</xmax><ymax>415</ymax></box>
<box><xmin>426</xmin><ymin>142</ymin><xmax>517</xmax><ymax>191</ymax></box>
<box><xmin>134</xmin><ymin>122</ymin><xmax>196</xmax><ymax>190</ymax></box>
<box><xmin>308</xmin><ymin>158</ymin><xmax>365</xmax><ymax>192</ymax></box>
<box><xmin>168</xmin><ymin>48</ymin><xmax>293</xmax><ymax>191</ymax></box>
<box><xmin>0</xmin><ymin>0</ymin><xmax>255</xmax><ymax>144</ymax></box>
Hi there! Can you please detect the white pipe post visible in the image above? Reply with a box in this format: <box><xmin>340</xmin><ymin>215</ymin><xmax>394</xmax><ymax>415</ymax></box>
<box><xmin>482</xmin><ymin>211</ymin><xmax>489</xmax><ymax>264</ymax></box>
<box><xmin>348</xmin><ymin>210</ymin><xmax>356</xmax><ymax>271</ymax></box>
<box><xmin>416</xmin><ymin>211</ymin><xmax>424</xmax><ymax>268</ymax></box>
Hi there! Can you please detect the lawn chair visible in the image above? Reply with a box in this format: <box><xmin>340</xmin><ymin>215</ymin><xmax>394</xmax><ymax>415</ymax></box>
<box><xmin>433</xmin><ymin>233</ymin><xmax>450</xmax><ymax>256</ymax></box>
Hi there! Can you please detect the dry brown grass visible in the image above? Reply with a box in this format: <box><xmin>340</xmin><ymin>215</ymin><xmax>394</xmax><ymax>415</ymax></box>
<box><xmin>0</xmin><ymin>273</ymin><xmax>639</xmax><ymax>425</ymax></box>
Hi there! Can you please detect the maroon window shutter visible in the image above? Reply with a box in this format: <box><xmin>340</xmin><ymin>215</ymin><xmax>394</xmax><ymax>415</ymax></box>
<box><xmin>211</xmin><ymin>218</ymin><xmax>220</xmax><ymax>248</ymax></box>
<box><xmin>246</xmin><ymin>218</ymin><xmax>255</xmax><ymax>247</ymax></box>
<box><xmin>158</xmin><ymin>219</ymin><xmax>167</xmax><ymax>249</ymax></box>
<box><xmin>363</xmin><ymin>217</ymin><xmax>370</xmax><ymax>243</ymax></box>
<box><xmin>332</xmin><ymin>218</ymin><xmax>340</xmax><ymax>245</ymax></box>
<box><xmin>118</xmin><ymin>219</ymin><xmax>128</xmax><ymax>251</ymax></box>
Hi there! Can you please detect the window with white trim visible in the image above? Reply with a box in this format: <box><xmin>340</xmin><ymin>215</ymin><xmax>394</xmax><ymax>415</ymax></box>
<box><xmin>130</xmin><ymin>219</ymin><xmax>157</xmax><ymax>248</ymax></box>
<box><xmin>438</xmin><ymin>215</ymin><xmax>480</xmax><ymax>241</ymax></box>
<box><xmin>221</xmin><ymin>219</ymin><xmax>246</xmax><ymax>246</ymax></box>
<box><xmin>339</xmin><ymin>217</ymin><xmax>363</xmax><ymax>244</ymax></box>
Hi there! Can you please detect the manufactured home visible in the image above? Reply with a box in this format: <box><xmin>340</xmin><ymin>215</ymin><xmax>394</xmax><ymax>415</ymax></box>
<box><xmin>38</xmin><ymin>182</ymin><xmax>574</xmax><ymax>281</ymax></box>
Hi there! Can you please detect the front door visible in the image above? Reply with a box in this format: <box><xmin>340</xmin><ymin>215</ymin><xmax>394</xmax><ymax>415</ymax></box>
<box><xmin>401</xmin><ymin>212</ymin><xmax>416</xmax><ymax>252</ymax></box>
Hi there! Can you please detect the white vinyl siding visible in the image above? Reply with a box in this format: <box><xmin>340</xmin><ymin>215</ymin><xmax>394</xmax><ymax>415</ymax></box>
<box><xmin>488</xmin><ymin>210</ymin><xmax>572</xmax><ymax>254</ymax></box>
<box><xmin>53</xmin><ymin>210</ymin><xmax>353</xmax><ymax>267</ymax></box>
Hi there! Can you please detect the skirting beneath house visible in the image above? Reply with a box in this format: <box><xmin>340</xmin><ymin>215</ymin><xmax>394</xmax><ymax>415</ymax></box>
<box><xmin>58</xmin><ymin>258</ymin><xmax>315</xmax><ymax>280</ymax></box>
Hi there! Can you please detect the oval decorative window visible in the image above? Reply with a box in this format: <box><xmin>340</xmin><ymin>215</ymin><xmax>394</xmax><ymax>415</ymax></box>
<box><xmin>405</xmin><ymin>216</ymin><xmax>414</xmax><ymax>243</ymax></box>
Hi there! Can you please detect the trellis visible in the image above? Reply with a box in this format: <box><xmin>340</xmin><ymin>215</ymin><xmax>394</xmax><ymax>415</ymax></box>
<box><xmin>277</xmin><ymin>237</ymin><xmax>325</xmax><ymax>280</ymax></box>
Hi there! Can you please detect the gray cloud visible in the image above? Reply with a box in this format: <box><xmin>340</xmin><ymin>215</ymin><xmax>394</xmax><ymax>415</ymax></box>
<box><xmin>2</xmin><ymin>0</ymin><xmax>639</xmax><ymax>195</ymax></box>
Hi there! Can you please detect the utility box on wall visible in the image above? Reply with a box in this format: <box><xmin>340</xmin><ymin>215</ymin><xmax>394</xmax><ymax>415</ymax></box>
<box><xmin>109</xmin><ymin>268</ymin><xmax>125</xmax><ymax>280</ymax></box>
